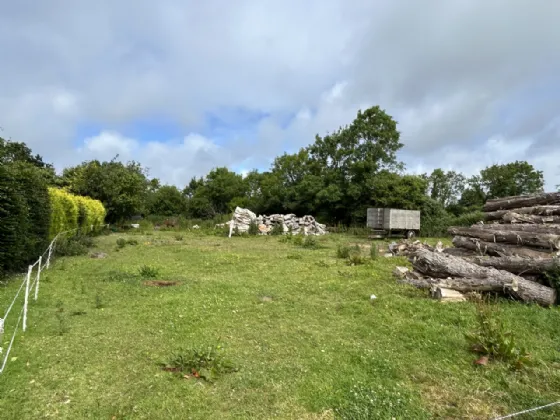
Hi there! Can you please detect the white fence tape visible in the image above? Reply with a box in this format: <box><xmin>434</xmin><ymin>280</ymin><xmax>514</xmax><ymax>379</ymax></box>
<box><xmin>0</xmin><ymin>224</ymin><xmax>109</xmax><ymax>375</ymax></box>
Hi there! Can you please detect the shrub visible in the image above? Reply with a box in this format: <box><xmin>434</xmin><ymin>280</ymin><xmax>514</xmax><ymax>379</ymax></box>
<box><xmin>174</xmin><ymin>234</ymin><xmax>184</xmax><ymax>241</ymax></box>
<box><xmin>370</xmin><ymin>244</ymin><xmax>379</xmax><ymax>260</ymax></box>
<box><xmin>48</xmin><ymin>188</ymin><xmax>79</xmax><ymax>238</ymax></box>
<box><xmin>55</xmin><ymin>234</ymin><xmax>94</xmax><ymax>257</ymax></box>
<box><xmin>347</xmin><ymin>252</ymin><xmax>366</xmax><ymax>266</ymax></box>
<box><xmin>302</xmin><ymin>236</ymin><xmax>319</xmax><ymax>249</ymax></box>
<box><xmin>270</xmin><ymin>223</ymin><xmax>284</xmax><ymax>236</ymax></box>
<box><xmin>116</xmin><ymin>238</ymin><xmax>127</xmax><ymax>249</ymax></box>
<box><xmin>248</xmin><ymin>221</ymin><xmax>259</xmax><ymax>236</ymax></box>
<box><xmin>336</xmin><ymin>244</ymin><xmax>360</xmax><ymax>259</ymax></box>
<box><xmin>126</xmin><ymin>238</ymin><xmax>139</xmax><ymax>245</ymax></box>
<box><xmin>292</xmin><ymin>235</ymin><xmax>304</xmax><ymax>246</ymax></box>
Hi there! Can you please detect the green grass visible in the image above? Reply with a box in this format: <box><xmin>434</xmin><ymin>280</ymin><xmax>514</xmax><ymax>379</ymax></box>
<box><xmin>1</xmin><ymin>232</ymin><xmax>559</xmax><ymax>419</ymax></box>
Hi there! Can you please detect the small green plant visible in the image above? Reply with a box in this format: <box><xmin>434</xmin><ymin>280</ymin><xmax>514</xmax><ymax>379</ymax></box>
<box><xmin>126</xmin><ymin>238</ymin><xmax>139</xmax><ymax>245</ymax></box>
<box><xmin>292</xmin><ymin>234</ymin><xmax>304</xmax><ymax>246</ymax></box>
<box><xmin>161</xmin><ymin>345</ymin><xmax>237</xmax><ymax>382</ymax></box>
<box><xmin>287</xmin><ymin>253</ymin><xmax>303</xmax><ymax>260</ymax></box>
<box><xmin>270</xmin><ymin>223</ymin><xmax>284</xmax><ymax>236</ymax></box>
<box><xmin>347</xmin><ymin>252</ymin><xmax>366</xmax><ymax>266</ymax></box>
<box><xmin>116</xmin><ymin>238</ymin><xmax>127</xmax><ymax>249</ymax></box>
<box><xmin>248</xmin><ymin>221</ymin><xmax>259</xmax><ymax>236</ymax></box>
<box><xmin>465</xmin><ymin>301</ymin><xmax>531</xmax><ymax>369</ymax></box>
<box><xmin>336</xmin><ymin>244</ymin><xmax>359</xmax><ymax>259</ymax></box>
<box><xmin>174</xmin><ymin>234</ymin><xmax>184</xmax><ymax>241</ymax></box>
<box><xmin>139</xmin><ymin>265</ymin><xmax>160</xmax><ymax>278</ymax></box>
<box><xmin>55</xmin><ymin>312</ymin><xmax>69</xmax><ymax>335</ymax></box>
<box><xmin>301</xmin><ymin>236</ymin><xmax>319</xmax><ymax>249</ymax></box>
<box><xmin>95</xmin><ymin>294</ymin><xmax>104</xmax><ymax>309</ymax></box>
<box><xmin>370</xmin><ymin>244</ymin><xmax>379</xmax><ymax>260</ymax></box>
<box><xmin>543</xmin><ymin>262</ymin><xmax>560</xmax><ymax>303</ymax></box>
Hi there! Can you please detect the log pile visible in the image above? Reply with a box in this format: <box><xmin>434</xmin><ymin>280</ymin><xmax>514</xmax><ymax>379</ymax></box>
<box><xmin>394</xmin><ymin>192</ymin><xmax>560</xmax><ymax>306</ymax></box>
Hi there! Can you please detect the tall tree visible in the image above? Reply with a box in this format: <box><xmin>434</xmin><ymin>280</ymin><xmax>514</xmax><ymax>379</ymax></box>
<box><xmin>62</xmin><ymin>159</ymin><xmax>149</xmax><ymax>223</ymax></box>
<box><xmin>147</xmin><ymin>185</ymin><xmax>187</xmax><ymax>216</ymax></box>
<box><xmin>480</xmin><ymin>161</ymin><xmax>544</xmax><ymax>199</ymax></box>
<box><xmin>427</xmin><ymin>169</ymin><xmax>466</xmax><ymax>207</ymax></box>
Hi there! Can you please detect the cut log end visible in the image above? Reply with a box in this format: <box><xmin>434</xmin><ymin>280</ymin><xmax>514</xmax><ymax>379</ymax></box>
<box><xmin>431</xmin><ymin>287</ymin><xmax>466</xmax><ymax>302</ymax></box>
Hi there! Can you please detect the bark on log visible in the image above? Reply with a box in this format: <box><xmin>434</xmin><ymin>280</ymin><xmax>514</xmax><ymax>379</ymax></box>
<box><xmin>502</xmin><ymin>212</ymin><xmax>560</xmax><ymax>224</ymax></box>
<box><xmin>466</xmin><ymin>255</ymin><xmax>559</xmax><ymax>274</ymax></box>
<box><xmin>473</xmin><ymin>223</ymin><xmax>560</xmax><ymax>235</ymax></box>
<box><xmin>451</xmin><ymin>236</ymin><xmax>555</xmax><ymax>258</ymax></box>
<box><xmin>483</xmin><ymin>192</ymin><xmax>560</xmax><ymax>212</ymax></box>
<box><xmin>485</xmin><ymin>206</ymin><xmax>560</xmax><ymax>221</ymax></box>
<box><xmin>412</xmin><ymin>249</ymin><xmax>556</xmax><ymax>306</ymax></box>
<box><xmin>448</xmin><ymin>227</ymin><xmax>560</xmax><ymax>250</ymax></box>
<box><xmin>398</xmin><ymin>275</ymin><xmax>519</xmax><ymax>292</ymax></box>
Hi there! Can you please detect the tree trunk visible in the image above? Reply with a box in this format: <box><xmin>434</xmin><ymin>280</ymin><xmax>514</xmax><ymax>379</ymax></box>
<box><xmin>502</xmin><ymin>212</ymin><xmax>560</xmax><ymax>224</ymax></box>
<box><xmin>398</xmin><ymin>275</ymin><xmax>519</xmax><ymax>292</ymax></box>
<box><xmin>448</xmin><ymin>227</ymin><xmax>560</xmax><ymax>250</ymax></box>
<box><xmin>473</xmin><ymin>223</ymin><xmax>560</xmax><ymax>235</ymax></box>
<box><xmin>432</xmin><ymin>287</ymin><xmax>466</xmax><ymax>302</ymax></box>
<box><xmin>466</xmin><ymin>255</ymin><xmax>559</xmax><ymax>274</ymax></box>
<box><xmin>483</xmin><ymin>192</ymin><xmax>560</xmax><ymax>212</ymax></box>
<box><xmin>451</xmin><ymin>236</ymin><xmax>555</xmax><ymax>258</ymax></box>
<box><xmin>412</xmin><ymin>249</ymin><xmax>557</xmax><ymax>306</ymax></box>
<box><xmin>485</xmin><ymin>205</ymin><xmax>560</xmax><ymax>221</ymax></box>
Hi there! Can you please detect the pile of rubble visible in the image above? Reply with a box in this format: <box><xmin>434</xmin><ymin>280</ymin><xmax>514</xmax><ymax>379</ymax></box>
<box><xmin>393</xmin><ymin>192</ymin><xmax>560</xmax><ymax>306</ymax></box>
<box><xmin>222</xmin><ymin>207</ymin><xmax>328</xmax><ymax>236</ymax></box>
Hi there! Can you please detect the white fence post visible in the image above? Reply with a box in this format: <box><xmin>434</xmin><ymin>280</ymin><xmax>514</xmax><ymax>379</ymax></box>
<box><xmin>23</xmin><ymin>265</ymin><xmax>32</xmax><ymax>332</ymax></box>
<box><xmin>46</xmin><ymin>243</ymin><xmax>53</xmax><ymax>269</ymax></box>
<box><xmin>34</xmin><ymin>256</ymin><xmax>42</xmax><ymax>301</ymax></box>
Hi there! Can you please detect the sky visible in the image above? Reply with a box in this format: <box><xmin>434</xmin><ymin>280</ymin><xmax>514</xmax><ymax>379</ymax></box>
<box><xmin>1</xmin><ymin>0</ymin><xmax>560</xmax><ymax>190</ymax></box>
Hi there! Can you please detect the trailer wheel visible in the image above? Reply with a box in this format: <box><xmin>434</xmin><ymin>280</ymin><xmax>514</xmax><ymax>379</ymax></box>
<box><xmin>406</xmin><ymin>230</ymin><xmax>416</xmax><ymax>239</ymax></box>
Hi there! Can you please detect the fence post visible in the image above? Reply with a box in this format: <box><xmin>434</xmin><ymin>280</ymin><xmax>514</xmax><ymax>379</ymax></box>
<box><xmin>34</xmin><ymin>256</ymin><xmax>42</xmax><ymax>301</ymax></box>
<box><xmin>23</xmin><ymin>265</ymin><xmax>32</xmax><ymax>332</ymax></box>
<box><xmin>46</xmin><ymin>243</ymin><xmax>53</xmax><ymax>269</ymax></box>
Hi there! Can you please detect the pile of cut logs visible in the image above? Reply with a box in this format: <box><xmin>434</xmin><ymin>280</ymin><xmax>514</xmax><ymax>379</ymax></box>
<box><xmin>395</xmin><ymin>192</ymin><xmax>560</xmax><ymax>306</ymax></box>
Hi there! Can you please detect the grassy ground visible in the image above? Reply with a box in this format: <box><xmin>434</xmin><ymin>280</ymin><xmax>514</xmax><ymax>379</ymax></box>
<box><xmin>1</xmin><ymin>231</ymin><xmax>559</xmax><ymax>419</ymax></box>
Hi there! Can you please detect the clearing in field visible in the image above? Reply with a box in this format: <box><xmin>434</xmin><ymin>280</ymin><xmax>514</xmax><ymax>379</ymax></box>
<box><xmin>1</xmin><ymin>231</ymin><xmax>559</xmax><ymax>419</ymax></box>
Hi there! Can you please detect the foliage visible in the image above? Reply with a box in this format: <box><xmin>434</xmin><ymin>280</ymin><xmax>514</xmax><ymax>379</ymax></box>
<box><xmin>62</xmin><ymin>159</ymin><xmax>148</xmax><ymax>223</ymax></box>
<box><xmin>48</xmin><ymin>188</ymin><xmax>79</xmax><ymax>238</ymax></box>
<box><xmin>116</xmin><ymin>238</ymin><xmax>127</xmax><ymax>249</ymax></box>
<box><xmin>54</xmin><ymin>234</ymin><xmax>95</xmax><ymax>257</ymax></box>
<box><xmin>301</xmin><ymin>236</ymin><xmax>319</xmax><ymax>249</ymax></box>
<box><xmin>370</xmin><ymin>243</ymin><xmax>379</xmax><ymax>260</ymax></box>
<box><xmin>162</xmin><ymin>345</ymin><xmax>237</xmax><ymax>382</ymax></box>
<box><xmin>270</xmin><ymin>223</ymin><xmax>284</xmax><ymax>236</ymax></box>
<box><xmin>419</xmin><ymin>198</ymin><xmax>452</xmax><ymax>237</ymax></box>
<box><xmin>74</xmin><ymin>194</ymin><xmax>106</xmax><ymax>234</ymax></box>
<box><xmin>480</xmin><ymin>161</ymin><xmax>544</xmax><ymax>199</ymax></box>
<box><xmin>543</xmin><ymin>262</ymin><xmax>560</xmax><ymax>303</ymax></box>
<box><xmin>347</xmin><ymin>251</ymin><xmax>366</xmax><ymax>266</ymax></box>
<box><xmin>138</xmin><ymin>265</ymin><xmax>160</xmax><ymax>278</ymax></box>
<box><xmin>336</xmin><ymin>244</ymin><xmax>360</xmax><ymax>259</ymax></box>
<box><xmin>248</xmin><ymin>221</ymin><xmax>259</xmax><ymax>236</ymax></box>
<box><xmin>427</xmin><ymin>169</ymin><xmax>466</xmax><ymax>207</ymax></box>
<box><xmin>147</xmin><ymin>185</ymin><xmax>187</xmax><ymax>216</ymax></box>
<box><xmin>465</xmin><ymin>301</ymin><xmax>531</xmax><ymax>369</ymax></box>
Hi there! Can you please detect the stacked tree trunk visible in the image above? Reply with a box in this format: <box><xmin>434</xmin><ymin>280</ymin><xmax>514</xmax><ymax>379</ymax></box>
<box><xmin>396</xmin><ymin>192</ymin><xmax>560</xmax><ymax>306</ymax></box>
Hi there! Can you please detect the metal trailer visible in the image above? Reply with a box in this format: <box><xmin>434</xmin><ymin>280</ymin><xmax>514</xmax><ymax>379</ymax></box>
<box><xmin>366</xmin><ymin>208</ymin><xmax>421</xmax><ymax>239</ymax></box>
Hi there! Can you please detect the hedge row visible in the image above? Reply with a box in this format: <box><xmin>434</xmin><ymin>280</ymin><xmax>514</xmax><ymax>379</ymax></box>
<box><xmin>0</xmin><ymin>169</ymin><xmax>106</xmax><ymax>276</ymax></box>
<box><xmin>48</xmin><ymin>188</ymin><xmax>106</xmax><ymax>238</ymax></box>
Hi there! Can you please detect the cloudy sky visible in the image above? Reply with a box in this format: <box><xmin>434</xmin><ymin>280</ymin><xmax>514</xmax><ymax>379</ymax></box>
<box><xmin>1</xmin><ymin>0</ymin><xmax>560</xmax><ymax>189</ymax></box>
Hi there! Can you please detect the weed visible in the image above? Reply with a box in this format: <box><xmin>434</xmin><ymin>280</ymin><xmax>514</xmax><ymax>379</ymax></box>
<box><xmin>248</xmin><ymin>221</ymin><xmax>259</xmax><ymax>236</ymax></box>
<box><xmin>95</xmin><ymin>294</ymin><xmax>104</xmax><ymax>309</ymax></box>
<box><xmin>465</xmin><ymin>301</ymin><xmax>531</xmax><ymax>369</ymax></box>
<box><xmin>287</xmin><ymin>253</ymin><xmax>303</xmax><ymax>260</ymax></box>
<box><xmin>55</xmin><ymin>312</ymin><xmax>69</xmax><ymax>335</ymax></box>
<box><xmin>116</xmin><ymin>238</ymin><xmax>127</xmax><ymax>249</ymax></box>
<box><xmin>174</xmin><ymin>234</ymin><xmax>184</xmax><ymax>241</ymax></box>
<box><xmin>347</xmin><ymin>252</ymin><xmax>366</xmax><ymax>266</ymax></box>
<box><xmin>292</xmin><ymin>235</ymin><xmax>304</xmax><ymax>246</ymax></box>
<box><xmin>336</xmin><ymin>244</ymin><xmax>359</xmax><ymax>259</ymax></box>
<box><xmin>126</xmin><ymin>239</ymin><xmax>139</xmax><ymax>246</ymax></box>
<box><xmin>302</xmin><ymin>236</ymin><xmax>319</xmax><ymax>249</ymax></box>
<box><xmin>161</xmin><ymin>345</ymin><xmax>237</xmax><ymax>382</ymax></box>
<box><xmin>138</xmin><ymin>265</ymin><xmax>160</xmax><ymax>278</ymax></box>
<box><xmin>55</xmin><ymin>234</ymin><xmax>94</xmax><ymax>256</ymax></box>
<box><xmin>370</xmin><ymin>244</ymin><xmax>379</xmax><ymax>260</ymax></box>
<box><xmin>270</xmin><ymin>223</ymin><xmax>284</xmax><ymax>236</ymax></box>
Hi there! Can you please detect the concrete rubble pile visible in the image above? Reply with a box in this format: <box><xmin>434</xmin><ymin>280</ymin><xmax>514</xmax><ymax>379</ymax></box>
<box><xmin>222</xmin><ymin>207</ymin><xmax>328</xmax><ymax>236</ymax></box>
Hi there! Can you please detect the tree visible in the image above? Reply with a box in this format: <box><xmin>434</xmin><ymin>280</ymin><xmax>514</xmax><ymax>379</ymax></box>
<box><xmin>147</xmin><ymin>185</ymin><xmax>187</xmax><ymax>216</ymax></box>
<box><xmin>62</xmin><ymin>159</ymin><xmax>149</xmax><ymax>223</ymax></box>
<box><xmin>480</xmin><ymin>161</ymin><xmax>544</xmax><ymax>199</ymax></box>
<box><xmin>369</xmin><ymin>171</ymin><xmax>428</xmax><ymax>210</ymax></box>
<box><xmin>427</xmin><ymin>169</ymin><xmax>466</xmax><ymax>207</ymax></box>
<box><xmin>0</xmin><ymin>137</ymin><xmax>57</xmax><ymax>184</ymax></box>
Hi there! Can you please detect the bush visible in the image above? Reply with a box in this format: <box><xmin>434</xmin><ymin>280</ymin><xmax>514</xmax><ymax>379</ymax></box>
<box><xmin>336</xmin><ymin>244</ymin><xmax>360</xmax><ymax>259</ymax></box>
<box><xmin>301</xmin><ymin>236</ymin><xmax>319</xmax><ymax>249</ymax></box>
<box><xmin>48</xmin><ymin>188</ymin><xmax>79</xmax><ymax>238</ymax></box>
<box><xmin>116</xmin><ymin>238</ymin><xmax>127</xmax><ymax>249</ymax></box>
<box><xmin>55</xmin><ymin>234</ymin><xmax>95</xmax><ymax>257</ymax></box>
<box><xmin>248</xmin><ymin>221</ymin><xmax>259</xmax><ymax>236</ymax></box>
<box><xmin>370</xmin><ymin>244</ymin><xmax>379</xmax><ymax>260</ymax></box>
<box><xmin>270</xmin><ymin>223</ymin><xmax>284</xmax><ymax>236</ymax></box>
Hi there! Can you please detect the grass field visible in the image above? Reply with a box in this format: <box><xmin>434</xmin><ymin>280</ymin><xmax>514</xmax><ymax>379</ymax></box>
<box><xmin>1</xmin><ymin>231</ymin><xmax>559</xmax><ymax>419</ymax></box>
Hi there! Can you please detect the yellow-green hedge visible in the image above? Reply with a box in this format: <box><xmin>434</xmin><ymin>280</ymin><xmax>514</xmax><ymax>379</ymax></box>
<box><xmin>48</xmin><ymin>188</ymin><xmax>106</xmax><ymax>238</ymax></box>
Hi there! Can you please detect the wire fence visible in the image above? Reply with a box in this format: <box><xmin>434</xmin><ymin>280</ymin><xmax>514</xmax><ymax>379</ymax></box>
<box><xmin>0</xmin><ymin>224</ymin><xmax>109</xmax><ymax>375</ymax></box>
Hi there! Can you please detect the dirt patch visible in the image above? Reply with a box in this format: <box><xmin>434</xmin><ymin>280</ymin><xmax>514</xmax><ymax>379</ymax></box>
<box><xmin>143</xmin><ymin>280</ymin><xmax>180</xmax><ymax>287</ymax></box>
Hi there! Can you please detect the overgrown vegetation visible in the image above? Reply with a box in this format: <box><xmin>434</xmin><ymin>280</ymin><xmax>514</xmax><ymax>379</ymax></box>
<box><xmin>54</xmin><ymin>234</ymin><xmax>95</xmax><ymax>257</ymax></box>
<box><xmin>161</xmin><ymin>345</ymin><xmax>237</xmax><ymax>382</ymax></box>
<box><xmin>138</xmin><ymin>265</ymin><xmax>160</xmax><ymax>278</ymax></box>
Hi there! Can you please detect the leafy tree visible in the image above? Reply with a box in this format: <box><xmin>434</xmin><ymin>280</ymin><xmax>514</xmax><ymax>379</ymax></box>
<box><xmin>369</xmin><ymin>171</ymin><xmax>428</xmax><ymax>210</ymax></box>
<box><xmin>0</xmin><ymin>137</ymin><xmax>57</xmax><ymax>184</ymax></box>
<box><xmin>427</xmin><ymin>169</ymin><xmax>466</xmax><ymax>207</ymax></box>
<box><xmin>480</xmin><ymin>161</ymin><xmax>544</xmax><ymax>199</ymax></box>
<box><xmin>62</xmin><ymin>159</ymin><xmax>149</xmax><ymax>223</ymax></box>
<box><xmin>147</xmin><ymin>185</ymin><xmax>187</xmax><ymax>216</ymax></box>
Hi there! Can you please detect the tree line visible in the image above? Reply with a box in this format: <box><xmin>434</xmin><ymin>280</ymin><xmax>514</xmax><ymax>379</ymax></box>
<box><xmin>1</xmin><ymin>105</ymin><xmax>549</xmax><ymax>238</ymax></box>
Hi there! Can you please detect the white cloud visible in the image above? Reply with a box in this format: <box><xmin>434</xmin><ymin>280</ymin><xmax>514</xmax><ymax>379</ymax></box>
<box><xmin>0</xmin><ymin>0</ymin><xmax>559</xmax><ymax>190</ymax></box>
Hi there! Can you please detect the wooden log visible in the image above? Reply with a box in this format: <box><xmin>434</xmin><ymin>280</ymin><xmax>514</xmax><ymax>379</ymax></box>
<box><xmin>448</xmin><ymin>226</ymin><xmax>560</xmax><ymax>250</ymax></box>
<box><xmin>431</xmin><ymin>287</ymin><xmax>466</xmax><ymax>302</ymax></box>
<box><xmin>485</xmin><ymin>205</ymin><xmax>560</xmax><ymax>221</ymax></box>
<box><xmin>483</xmin><ymin>192</ymin><xmax>560</xmax><ymax>212</ymax></box>
<box><xmin>412</xmin><ymin>249</ymin><xmax>557</xmax><ymax>306</ymax></box>
<box><xmin>451</xmin><ymin>236</ymin><xmax>555</xmax><ymax>258</ymax></box>
<box><xmin>466</xmin><ymin>255</ymin><xmax>559</xmax><ymax>274</ymax></box>
<box><xmin>502</xmin><ymin>212</ymin><xmax>560</xmax><ymax>224</ymax></box>
<box><xmin>398</xmin><ymin>275</ymin><xmax>519</xmax><ymax>292</ymax></box>
<box><xmin>473</xmin><ymin>223</ymin><xmax>560</xmax><ymax>235</ymax></box>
